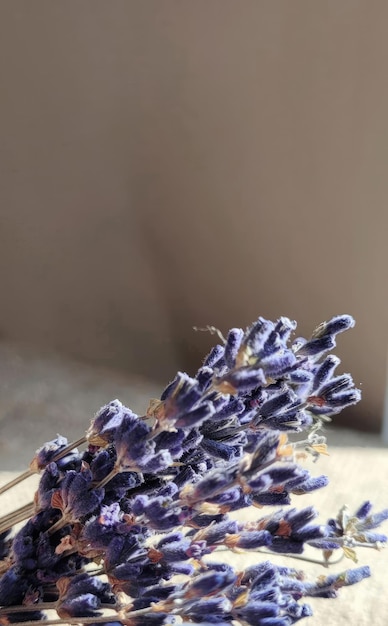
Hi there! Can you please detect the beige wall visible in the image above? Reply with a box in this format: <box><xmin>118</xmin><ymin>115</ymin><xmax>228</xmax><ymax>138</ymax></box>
<box><xmin>1</xmin><ymin>1</ymin><xmax>387</xmax><ymax>429</ymax></box>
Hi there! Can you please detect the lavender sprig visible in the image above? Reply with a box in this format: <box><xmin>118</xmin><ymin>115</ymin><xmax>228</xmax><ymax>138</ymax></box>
<box><xmin>0</xmin><ymin>314</ymin><xmax>386</xmax><ymax>626</ymax></box>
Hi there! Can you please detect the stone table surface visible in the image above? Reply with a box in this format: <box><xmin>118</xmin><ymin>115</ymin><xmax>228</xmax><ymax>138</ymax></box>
<box><xmin>0</xmin><ymin>341</ymin><xmax>387</xmax><ymax>625</ymax></box>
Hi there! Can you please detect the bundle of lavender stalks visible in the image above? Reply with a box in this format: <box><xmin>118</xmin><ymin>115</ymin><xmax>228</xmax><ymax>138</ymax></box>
<box><xmin>0</xmin><ymin>314</ymin><xmax>387</xmax><ymax>626</ymax></box>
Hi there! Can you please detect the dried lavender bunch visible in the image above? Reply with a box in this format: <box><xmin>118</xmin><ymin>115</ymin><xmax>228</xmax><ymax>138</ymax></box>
<box><xmin>0</xmin><ymin>314</ymin><xmax>387</xmax><ymax>626</ymax></box>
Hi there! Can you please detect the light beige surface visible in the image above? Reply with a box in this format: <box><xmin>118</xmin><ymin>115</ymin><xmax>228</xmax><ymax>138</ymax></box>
<box><xmin>1</xmin><ymin>443</ymin><xmax>387</xmax><ymax>626</ymax></box>
<box><xmin>1</xmin><ymin>2</ymin><xmax>388</xmax><ymax>428</ymax></box>
<box><xmin>0</xmin><ymin>341</ymin><xmax>162</xmax><ymax>470</ymax></box>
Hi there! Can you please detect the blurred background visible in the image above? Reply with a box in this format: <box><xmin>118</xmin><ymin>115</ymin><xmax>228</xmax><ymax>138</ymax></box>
<box><xmin>1</xmin><ymin>1</ymin><xmax>387</xmax><ymax>435</ymax></box>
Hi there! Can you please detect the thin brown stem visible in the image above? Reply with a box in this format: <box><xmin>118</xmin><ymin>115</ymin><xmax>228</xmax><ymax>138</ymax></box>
<box><xmin>47</xmin><ymin>515</ymin><xmax>70</xmax><ymax>535</ymax></box>
<box><xmin>0</xmin><ymin>469</ymin><xmax>35</xmax><ymax>495</ymax></box>
<box><xmin>94</xmin><ymin>466</ymin><xmax>119</xmax><ymax>489</ymax></box>
<box><xmin>1</xmin><ymin>605</ymin><xmax>154</xmax><ymax>626</ymax></box>
<box><xmin>0</xmin><ymin>603</ymin><xmax>58</xmax><ymax>614</ymax></box>
<box><xmin>0</xmin><ymin>502</ymin><xmax>35</xmax><ymax>534</ymax></box>
<box><xmin>51</xmin><ymin>436</ymin><xmax>87</xmax><ymax>463</ymax></box>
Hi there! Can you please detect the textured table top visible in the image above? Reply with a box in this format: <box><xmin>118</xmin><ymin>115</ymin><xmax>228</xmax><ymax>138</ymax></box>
<box><xmin>1</xmin><ymin>444</ymin><xmax>387</xmax><ymax>626</ymax></box>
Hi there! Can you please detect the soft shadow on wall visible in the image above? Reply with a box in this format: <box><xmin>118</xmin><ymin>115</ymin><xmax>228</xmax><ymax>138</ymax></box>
<box><xmin>129</xmin><ymin>2</ymin><xmax>388</xmax><ymax>432</ymax></box>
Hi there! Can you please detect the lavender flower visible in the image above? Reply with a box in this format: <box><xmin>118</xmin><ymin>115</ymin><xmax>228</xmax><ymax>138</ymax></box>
<box><xmin>51</xmin><ymin>468</ymin><xmax>105</xmax><ymax>522</ymax></box>
<box><xmin>87</xmin><ymin>399</ymin><xmax>132</xmax><ymax>445</ymax></box>
<box><xmin>0</xmin><ymin>313</ymin><xmax>386</xmax><ymax>626</ymax></box>
<box><xmin>30</xmin><ymin>435</ymin><xmax>80</xmax><ymax>472</ymax></box>
<box><xmin>57</xmin><ymin>573</ymin><xmax>115</xmax><ymax>618</ymax></box>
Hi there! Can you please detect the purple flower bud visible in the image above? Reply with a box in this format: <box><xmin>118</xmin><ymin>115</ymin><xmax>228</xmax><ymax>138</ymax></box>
<box><xmin>36</xmin><ymin>461</ymin><xmax>61</xmax><ymax>510</ymax></box>
<box><xmin>360</xmin><ymin>531</ymin><xmax>387</xmax><ymax>544</ymax></box>
<box><xmin>213</xmin><ymin>397</ymin><xmax>245</xmax><ymax>421</ymax></box>
<box><xmin>192</xmin><ymin>467</ymin><xmax>238</xmax><ymax>501</ymax></box>
<box><xmin>154</xmin><ymin>429</ymin><xmax>186</xmax><ymax>458</ymax></box>
<box><xmin>181</xmin><ymin>427</ymin><xmax>204</xmax><ymax>452</ymax></box>
<box><xmin>216</xmin><ymin>366</ymin><xmax>266</xmax><ymax>394</ymax></box>
<box><xmin>252</xmin><ymin>491</ymin><xmax>291</xmax><ymax>506</ymax></box>
<box><xmin>57</xmin><ymin>573</ymin><xmax>115</xmax><ymax>618</ymax></box>
<box><xmin>297</xmin><ymin>335</ymin><xmax>336</xmax><ymax>357</ymax></box>
<box><xmin>53</xmin><ymin>469</ymin><xmax>104</xmax><ymax>521</ymax></box>
<box><xmin>170</xmin><ymin>561</ymin><xmax>194</xmax><ymax>575</ymax></box>
<box><xmin>11</xmin><ymin>510</ymin><xmax>56</xmax><ymax>570</ymax></box>
<box><xmin>186</xmin><ymin>568</ymin><xmax>236</xmax><ymax>598</ymax></box>
<box><xmin>184</xmin><ymin>596</ymin><xmax>232</xmax><ymax>624</ymax></box>
<box><xmin>292</xmin><ymin>524</ymin><xmax>325</xmax><ymax>542</ymax></box>
<box><xmin>270</xmin><ymin>537</ymin><xmax>304</xmax><ymax>554</ymax></box>
<box><xmin>308</xmin><ymin>538</ymin><xmax>341</xmax><ymax>550</ymax></box>
<box><xmin>305</xmin><ymin>566</ymin><xmax>370</xmax><ymax>599</ymax></box>
<box><xmin>130</xmin><ymin>494</ymin><xmax>149</xmax><ymax>516</ymax></box>
<box><xmin>200</xmin><ymin>519</ymin><xmax>239</xmax><ymax>544</ymax></box>
<box><xmin>232</xmin><ymin>530</ymin><xmax>272</xmax><ymax>550</ymax></box>
<box><xmin>292</xmin><ymin>475</ymin><xmax>329</xmax><ymax>494</ymax></box>
<box><xmin>244</xmin><ymin>318</ymin><xmax>275</xmax><ymax>355</ymax></box>
<box><xmin>274</xmin><ymin>317</ymin><xmax>297</xmax><ymax>340</ymax></box>
<box><xmin>240</xmin><ymin>561</ymin><xmax>275</xmax><ymax>587</ymax></box>
<box><xmin>156</xmin><ymin>531</ymin><xmax>183</xmax><ymax>547</ymax></box>
<box><xmin>259</xmin><ymin>387</ymin><xmax>296</xmax><ymax>418</ymax></box>
<box><xmin>175</xmin><ymin>402</ymin><xmax>215</xmax><ymax>429</ymax></box>
<box><xmin>290</xmin><ymin>369</ymin><xmax>314</xmax><ymax>384</ymax></box>
<box><xmin>313</xmin><ymin>314</ymin><xmax>355</xmax><ymax>338</ymax></box>
<box><xmin>196</xmin><ymin>366</ymin><xmax>214</xmax><ymax>391</ymax></box>
<box><xmin>247</xmin><ymin>474</ymin><xmax>272</xmax><ymax>491</ymax></box>
<box><xmin>363</xmin><ymin>509</ymin><xmax>388</xmax><ymax>529</ymax></box>
<box><xmin>81</xmin><ymin>502</ymin><xmax>128</xmax><ymax>550</ymax></box>
<box><xmin>186</xmin><ymin>540</ymin><xmax>210</xmax><ymax>558</ymax></box>
<box><xmin>284</xmin><ymin>506</ymin><xmax>318</xmax><ymax>532</ymax></box>
<box><xmin>0</xmin><ymin>566</ymin><xmax>30</xmax><ymax>606</ymax></box>
<box><xmin>319</xmin><ymin>374</ymin><xmax>355</xmax><ymax>399</ymax></box>
<box><xmin>203</xmin><ymin>344</ymin><xmax>225</xmax><ymax>368</ymax></box>
<box><xmin>224</xmin><ymin>328</ymin><xmax>244</xmax><ymax>368</ymax></box>
<box><xmin>58</xmin><ymin>593</ymin><xmax>101</xmax><ymax>618</ymax></box>
<box><xmin>239</xmin><ymin>436</ymin><xmax>281</xmax><ymax>483</ymax></box>
<box><xmin>90</xmin><ymin>448</ymin><xmax>115</xmax><ymax>482</ymax></box>
<box><xmin>265</xmin><ymin>464</ymin><xmax>302</xmax><ymax>486</ymax></box>
<box><xmin>260</xmin><ymin>350</ymin><xmax>297</xmax><ymax>377</ymax></box>
<box><xmin>304</xmin><ymin>586</ymin><xmax>338</xmax><ymax>599</ymax></box>
<box><xmin>161</xmin><ymin>373</ymin><xmax>218</xmax><ymax>430</ymax></box>
<box><xmin>87</xmin><ymin>400</ymin><xmax>135</xmax><ymax>445</ymax></box>
<box><xmin>142</xmin><ymin>450</ymin><xmax>174</xmax><ymax>473</ymax></box>
<box><xmin>160</xmin><ymin>376</ymin><xmax>180</xmax><ymax>401</ymax></box>
<box><xmin>279</xmin><ymin>577</ymin><xmax>306</xmax><ymax>598</ymax></box>
<box><xmin>156</xmin><ymin>538</ymin><xmax>191</xmax><ymax>562</ymax></box>
<box><xmin>262</xmin><ymin>408</ymin><xmax>312</xmax><ymax>432</ymax></box>
<box><xmin>209</xmin><ymin>487</ymin><xmax>242</xmax><ymax>507</ymax></box>
<box><xmin>104</xmin><ymin>534</ymin><xmax>147</xmax><ymax>578</ymax></box>
<box><xmin>325</xmin><ymin>389</ymin><xmax>362</xmax><ymax>409</ymax></box>
<box><xmin>157</xmin><ymin>482</ymin><xmax>179</xmax><ymax>499</ymax></box>
<box><xmin>287</xmin><ymin>602</ymin><xmax>313</xmax><ymax>619</ymax></box>
<box><xmin>190</xmin><ymin>513</ymin><xmax>226</xmax><ymax>528</ymax></box>
<box><xmin>200</xmin><ymin>438</ymin><xmax>240</xmax><ymax>462</ymax></box>
<box><xmin>31</xmin><ymin>435</ymin><xmax>72</xmax><ymax>471</ymax></box>
<box><xmin>144</xmin><ymin>498</ymin><xmax>186</xmax><ymax>531</ymax></box>
<box><xmin>1</xmin><ymin>609</ymin><xmax>44</xmax><ymax>624</ymax></box>
<box><xmin>355</xmin><ymin>501</ymin><xmax>373</xmax><ymax>520</ymax></box>
<box><xmin>235</xmin><ymin>601</ymin><xmax>279</xmax><ymax>622</ymax></box>
<box><xmin>312</xmin><ymin>355</ymin><xmax>340</xmax><ymax>391</ymax></box>
<box><xmin>114</xmin><ymin>416</ymin><xmax>155</xmax><ymax>471</ymax></box>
